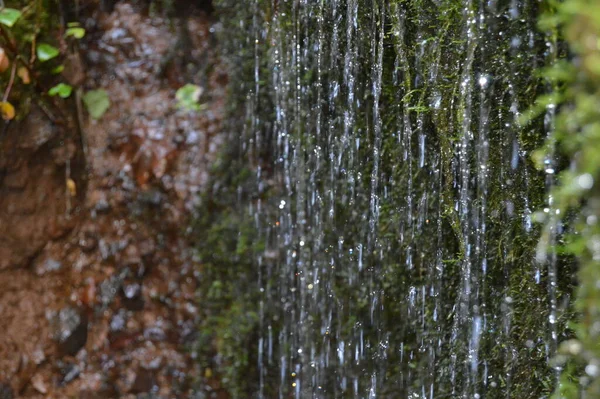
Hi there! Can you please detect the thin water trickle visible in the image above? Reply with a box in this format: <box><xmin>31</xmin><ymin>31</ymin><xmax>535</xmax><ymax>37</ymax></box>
<box><xmin>219</xmin><ymin>0</ymin><xmax>574</xmax><ymax>397</ymax></box>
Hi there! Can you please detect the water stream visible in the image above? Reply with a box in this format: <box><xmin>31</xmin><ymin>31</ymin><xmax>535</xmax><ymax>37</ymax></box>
<box><xmin>210</xmin><ymin>0</ymin><xmax>574</xmax><ymax>397</ymax></box>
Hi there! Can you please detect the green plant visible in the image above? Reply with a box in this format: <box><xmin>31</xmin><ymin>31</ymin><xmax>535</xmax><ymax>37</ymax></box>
<box><xmin>175</xmin><ymin>83</ymin><xmax>205</xmax><ymax>112</ymax></box>
<box><xmin>522</xmin><ymin>0</ymin><xmax>600</xmax><ymax>397</ymax></box>
<box><xmin>82</xmin><ymin>89</ymin><xmax>110</xmax><ymax>119</ymax></box>
<box><xmin>48</xmin><ymin>82</ymin><xmax>72</xmax><ymax>98</ymax></box>
<box><xmin>192</xmin><ymin>149</ymin><xmax>267</xmax><ymax>397</ymax></box>
<box><xmin>0</xmin><ymin>1</ymin><xmax>99</xmax><ymax>122</ymax></box>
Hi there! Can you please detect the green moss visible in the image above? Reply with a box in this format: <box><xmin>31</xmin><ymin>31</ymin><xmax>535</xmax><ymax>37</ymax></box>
<box><xmin>192</xmin><ymin>157</ymin><xmax>265</xmax><ymax>397</ymax></box>
<box><xmin>198</xmin><ymin>0</ymin><xmax>584</xmax><ymax>396</ymax></box>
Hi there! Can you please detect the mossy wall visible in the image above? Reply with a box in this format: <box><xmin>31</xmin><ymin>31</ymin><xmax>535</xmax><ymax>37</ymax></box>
<box><xmin>193</xmin><ymin>0</ymin><xmax>590</xmax><ymax>397</ymax></box>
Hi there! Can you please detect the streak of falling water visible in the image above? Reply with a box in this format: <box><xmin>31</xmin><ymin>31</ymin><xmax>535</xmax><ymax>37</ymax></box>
<box><xmin>369</xmin><ymin>5</ymin><xmax>385</xmax><ymax>396</ymax></box>
<box><xmin>450</xmin><ymin>0</ymin><xmax>478</xmax><ymax>396</ymax></box>
<box><xmin>542</xmin><ymin>37</ymin><xmax>561</xmax><ymax>383</ymax></box>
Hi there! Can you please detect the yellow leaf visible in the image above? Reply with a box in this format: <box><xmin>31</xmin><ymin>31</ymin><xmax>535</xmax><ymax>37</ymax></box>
<box><xmin>0</xmin><ymin>102</ymin><xmax>15</xmax><ymax>120</ymax></box>
<box><xmin>66</xmin><ymin>178</ymin><xmax>77</xmax><ymax>197</ymax></box>
<box><xmin>17</xmin><ymin>67</ymin><xmax>30</xmax><ymax>84</ymax></box>
<box><xmin>0</xmin><ymin>47</ymin><xmax>8</xmax><ymax>73</ymax></box>
<box><xmin>204</xmin><ymin>368</ymin><xmax>213</xmax><ymax>378</ymax></box>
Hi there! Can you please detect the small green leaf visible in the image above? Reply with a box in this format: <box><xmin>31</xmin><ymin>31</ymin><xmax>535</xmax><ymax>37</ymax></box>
<box><xmin>83</xmin><ymin>89</ymin><xmax>110</xmax><ymax>119</ymax></box>
<box><xmin>36</xmin><ymin>43</ymin><xmax>60</xmax><ymax>62</ymax></box>
<box><xmin>65</xmin><ymin>27</ymin><xmax>85</xmax><ymax>39</ymax></box>
<box><xmin>176</xmin><ymin>83</ymin><xmax>204</xmax><ymax>111</ymax></box>
<box><xmin>0</xmin><ymin>8</ymin><xmax>22</xmax><ymax>27</ymax></box>
<box><xmin>51</xmin><ymin>65</ymin><xmax>65</xmax><ymax>74</ymax></box>
<box><xmin>67</xmin><ymin>22</ymin><xmax>80</xmax><ymax>28</ymax></box>
<box><xmin>48</xmin><ymin>83</ymin><xmax>73</xmax><ymax>98</ymax></box>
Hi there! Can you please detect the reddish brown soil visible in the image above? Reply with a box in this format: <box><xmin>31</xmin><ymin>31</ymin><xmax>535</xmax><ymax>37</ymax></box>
<box><xmin>0</xmin><ymin>2</ymin><xmax>225</xmax><ymax>397</ymax></box>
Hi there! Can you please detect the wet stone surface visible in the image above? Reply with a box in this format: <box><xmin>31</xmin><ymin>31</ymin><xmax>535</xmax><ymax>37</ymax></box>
<box><xmin>0</xmin><ymin>1</ymin><xmax>225</xmax><ymax>397</ymax></box>
<box><xmin>0</xmin><ymin>383</ymin><xmax>13</xmax><ymax>399</ymax></box>
<box><xmin>52</xmin><ymin>306</ymin><xmax>89</xmax><ymax>356</ymax></box>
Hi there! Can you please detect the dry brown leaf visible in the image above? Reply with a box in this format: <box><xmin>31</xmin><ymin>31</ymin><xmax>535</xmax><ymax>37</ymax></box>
<box><xmin>0</xmin><ymin>47</ymin><xmax>9</xmax><ymax>73</ymax></box>
<box><xmin>31</xmin><ymin>373</ymin><xmax>47</xmax><ymax>394</ymax></box>
<box><xmin>66</xmin><ymin>178</ymin><xmax>77</xmax><ymax>197</ymax></box>
<box><xmin>17</xmin><ymin>66</ymin><xmax>30</xmax><ymax>84</ymax></box>
<box><xmin>0</xmin><ymin>102</ymin><xmax>15</xmax><ymax>120</ymax></box>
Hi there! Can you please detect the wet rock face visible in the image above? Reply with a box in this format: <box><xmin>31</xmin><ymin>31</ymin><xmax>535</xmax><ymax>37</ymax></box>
<box><xmin>99</xmin><ymin>274</ymin><xmax>123</xmax><ymax>308</ymax></box>
<box><xmin>35</xmin><ymin>258</ymin><xmax>63</xmax><ymax>276</ymax></box>
<box><xmin>130</xmin><ymin>368</ymin><xmax>157</xmax><ymax>394</ymax></box>
<box><xmin>52</xmin><ymin>307</ymin><xmax>88</xmax><ymax>356</ymax></box>
<box><xmin>101</xmin><ymin>0</ymin><xmax>214</xmax><ymax>15</ymax></box>
<box><xmin>58</xmin><ymin>362</ymin><xmax>81</xmax><ymax>386</ymax></box>
<box><xmin>0</xmin><ymin>0</ymin><xmax>225</xmax><ymax>396</ymax></box>
<box><xmin>122</xmin><ymin>282</ymin><xmax>145</xmax><ymax>311</ymax></box>
<box><xmin>0</xmin><ymin>270</ymin><xmax>62</xmax><ymax>394</ymax></box>
<box><xmin>0</xmin><ymin>106</ymin><xmax>80</xmax><ymax>270</ymax></box>
<box><xmin>0</xmin><ymin>383</ymin><xmax>13</xmax><ymax>399</ymax></box>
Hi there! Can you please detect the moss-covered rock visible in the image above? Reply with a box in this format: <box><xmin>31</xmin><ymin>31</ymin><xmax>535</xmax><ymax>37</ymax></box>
<box><xmin>196</xmin><ymin>0</ymin><xmax>587</xmax><ymax>397</ymax></box>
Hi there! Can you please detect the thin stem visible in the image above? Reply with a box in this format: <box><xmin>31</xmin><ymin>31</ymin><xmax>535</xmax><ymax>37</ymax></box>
<box><xmin>0</xmin><ymin>25</ymin><xmax>16</xmax><ymax>54</ymax></box>
<box><xmin>2</xmin><ymin>59</ymin><xmax>17</xmax><ymax>102</ymax></box>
